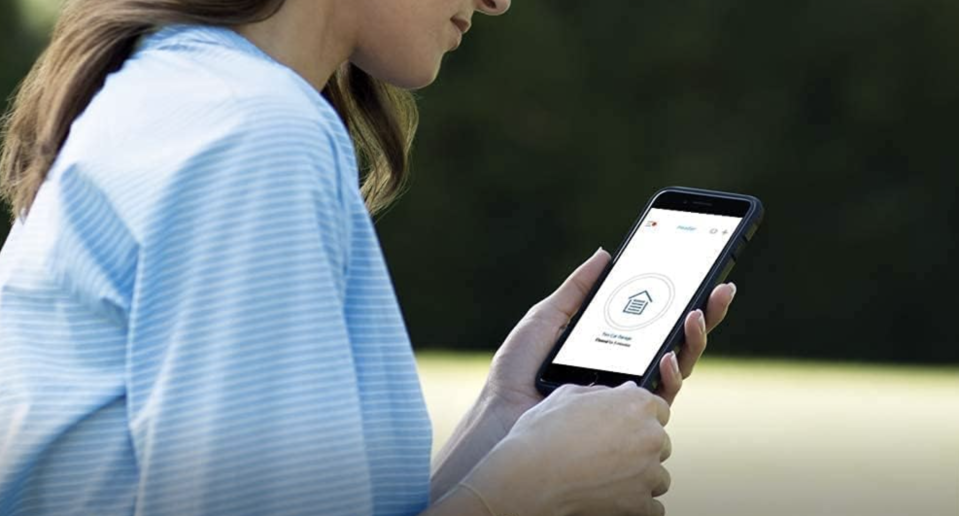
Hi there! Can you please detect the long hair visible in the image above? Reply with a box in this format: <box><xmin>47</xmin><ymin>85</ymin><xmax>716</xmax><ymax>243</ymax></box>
<box><xmin>0</xmin><ymin>0</ymin><xmax>416</xmax><ymax>219</ymax></box>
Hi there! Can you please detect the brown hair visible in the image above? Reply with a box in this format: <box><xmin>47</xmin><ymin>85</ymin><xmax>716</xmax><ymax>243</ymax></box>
<box><xmin>0</xmin><ymin>0</ymin><xmax>416</xmax><ymax>219</ymax></box>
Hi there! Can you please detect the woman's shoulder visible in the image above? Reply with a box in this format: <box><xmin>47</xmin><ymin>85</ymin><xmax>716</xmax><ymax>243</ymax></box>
<box><xmin>116</xmin><ymin>24</ymin><xmax>347</xmax><ymax>144</ymax></box>
<box><xmin>55</xmin><ymin>26</ymin><xmax>358</xmax><ymax>243</ymax></box>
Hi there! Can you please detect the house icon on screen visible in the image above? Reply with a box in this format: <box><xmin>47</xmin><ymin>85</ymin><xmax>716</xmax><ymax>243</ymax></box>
<box><xmin>623</xmin><ymin>291</ymin><xmax>653</xmax><ymax>316</ymax></box>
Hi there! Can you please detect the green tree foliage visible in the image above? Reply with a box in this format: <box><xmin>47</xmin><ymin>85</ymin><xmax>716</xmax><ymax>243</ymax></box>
<box><xmin>377</xmin><ymin>0</ymin><xmax>959</xmax><ymax>363</ymax></box>
<box><xmin>2</xmin><ymin>1</ymin><xmax>955</xmax><ymax>363</ymax></box>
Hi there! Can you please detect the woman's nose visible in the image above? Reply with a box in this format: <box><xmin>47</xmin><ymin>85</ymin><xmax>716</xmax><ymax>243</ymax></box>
<box><xmin>475</xmin><ymin>0</ymin><xmax>510</xmax><ymax>16</ymax></box>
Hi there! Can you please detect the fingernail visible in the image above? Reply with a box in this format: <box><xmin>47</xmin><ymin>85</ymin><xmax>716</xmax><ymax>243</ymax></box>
<box><xmin>670</xmin><ymin>352</ymin><xmax>681</xmax><ymax>376</ymax></box>
<box><xmin>727</xmin><ymin>282</ymin><xmax>737</xmax><ymax>300</ymax></box>
<box><xmin>697</xmin><ymin>309</ymin><xmax>706</xmax><ymax>333</ymax></box>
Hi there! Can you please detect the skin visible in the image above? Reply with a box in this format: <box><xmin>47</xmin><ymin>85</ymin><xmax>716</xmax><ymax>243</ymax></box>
<box><xmin>238</xmin><ymin>2</ymin><xmax>738</xmax><ymax>514</ymax></box>
<box><xmin>237</xmin><ymin>0</ymin><xmax>509</xmax><ymax>91</ymax></box>
<box><xmin>428</xmin><ymin>250</ymin><xmax>736</xmax><ymax>515</ymax></box>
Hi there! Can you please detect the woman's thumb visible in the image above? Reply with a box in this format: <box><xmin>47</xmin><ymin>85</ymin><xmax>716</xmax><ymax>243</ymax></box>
<box><xmin>542</xmin><ymin>247</ymin><xmax>611</xmax><ymax>320</ymax></box>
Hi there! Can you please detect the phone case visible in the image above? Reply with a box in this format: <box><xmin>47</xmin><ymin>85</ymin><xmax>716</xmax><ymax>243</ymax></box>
<box><xmin>535</xmin><ymin>186</ymin><xmax>765</xmax><ymax>396</ymax></box>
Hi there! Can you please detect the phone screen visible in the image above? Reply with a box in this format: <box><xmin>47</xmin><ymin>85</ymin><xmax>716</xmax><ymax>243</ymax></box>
<box><xmin>551</xmin><ymin>208</ymin><xmax>744</xmax><ymax>376</ymax></box>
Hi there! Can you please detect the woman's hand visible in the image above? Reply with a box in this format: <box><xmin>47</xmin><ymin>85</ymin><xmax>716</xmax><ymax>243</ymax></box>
<box><xmin>485</xmin><ymin>247</ymin><xmax>738</xmax><ymax>425</ymax></box>
<box><xmin>457</xmin><ymin>381</ymin><xmax>674</xmax><ymax>516</ymax></box>
<box><xmin>428</xmin><ymin>247</ymin><xmax>738</xmax><ymax>504</ymax></box>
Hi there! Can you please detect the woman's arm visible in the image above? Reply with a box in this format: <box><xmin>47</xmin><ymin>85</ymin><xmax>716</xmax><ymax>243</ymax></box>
<box><xmin>429</xmin><ymin>383</ymin><xmax>523</xmax><ymax>503</ymax></box>
<box><xmin>427</xmin><ymin>248</ymin><xmax>738</xmax><ymax>505</ymax></box>
<box><xmin>423</xmin><ymin>382</ymin><xmax>673</xmax><ymax>516</ymax></box>
<box><xmin>125</xmin><ymin>110</ymin><xmax>388</xmax><ymax>515</ymax></box>
<box><xmin>425</xmin><ymin>486</ymin><xmax>500</xmax><ymax>516</ymax></box>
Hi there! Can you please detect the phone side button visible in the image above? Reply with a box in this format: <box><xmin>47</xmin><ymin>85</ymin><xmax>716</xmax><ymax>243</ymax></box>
<box><xmin>732</xmin><ymin>237</ymin><xmax>748</xmax><ymax>260</ymax></box>
<box><xmin>716</xmin><ymin>258</ymin><xmax>736</xmax><ymax>285</ymax></box>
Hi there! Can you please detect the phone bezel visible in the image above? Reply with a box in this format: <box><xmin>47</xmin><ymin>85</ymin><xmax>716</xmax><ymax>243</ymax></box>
<box><xmin>535</xmin><ymin>186</ymin><xmax>763</xmax><ymax>394</ymax></box>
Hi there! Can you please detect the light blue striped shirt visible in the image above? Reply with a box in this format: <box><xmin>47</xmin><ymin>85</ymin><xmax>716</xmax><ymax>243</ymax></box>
<box><xmin>0</xmin><ymin>25</ymin><xmax>431</xmax><ymax>516</ymax></box>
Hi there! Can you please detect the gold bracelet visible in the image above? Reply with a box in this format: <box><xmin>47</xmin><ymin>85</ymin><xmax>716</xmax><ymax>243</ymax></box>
<box><xmin>459</xmin><ymin>481</ymin><xmax>498</xmax><ymax>516</ymax></box>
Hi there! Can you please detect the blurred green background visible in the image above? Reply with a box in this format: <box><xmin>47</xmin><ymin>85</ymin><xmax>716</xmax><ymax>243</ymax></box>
<box><xmin>2</xmin><ymin>1</ymin><xmax>957</xmax><ymax>515</ymax></box>
<box><xmin>386</xmin><ymin>1</ymin><xmax>959</xmax><ymax>365</ymax></box>
<box><xmin>2</xmin><ymin>0</ymin><xmax>958</xmax><ymax>364</ymax></box>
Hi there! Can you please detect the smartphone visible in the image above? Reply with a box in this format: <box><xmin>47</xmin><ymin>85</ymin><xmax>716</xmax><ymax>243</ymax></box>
<box><xmin>536</xmin><ymin>186</ymin><xmax>764</xmax><ymax>395</ymax></box>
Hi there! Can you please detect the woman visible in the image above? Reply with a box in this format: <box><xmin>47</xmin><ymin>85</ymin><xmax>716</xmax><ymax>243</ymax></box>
<box><xmin>0</xmin><ymin>0</ymin><xmax>738</xmax><ymax>515</ymax></box>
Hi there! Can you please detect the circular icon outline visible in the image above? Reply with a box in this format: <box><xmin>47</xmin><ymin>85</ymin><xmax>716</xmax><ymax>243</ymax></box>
<box><xmin>603</xmin><ymin>273</ymin><xmax>676</xmax><ymax>331</ymax></box>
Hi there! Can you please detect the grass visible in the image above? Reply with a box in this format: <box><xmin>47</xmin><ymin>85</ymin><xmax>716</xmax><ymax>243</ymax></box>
<box><xmin>417</xmin><ymin>352</ymin><xmax>959</xmax><ymax>516</ymax></box>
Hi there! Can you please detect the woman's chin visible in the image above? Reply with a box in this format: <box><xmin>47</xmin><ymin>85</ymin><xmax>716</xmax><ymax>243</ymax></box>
<box><xmin>385</xmin><ymin>68</ymin><xmax>440</xmax><ymax>90</ymax></box>
<box><xmin>357</xmin><ymin>58</ymin><xmax>441</xmax><ymax>91</ymax></box>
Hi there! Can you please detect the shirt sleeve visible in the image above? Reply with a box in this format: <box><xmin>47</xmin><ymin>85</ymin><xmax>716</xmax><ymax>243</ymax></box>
<box><xmin>124</xmin><ymin>103</ymin><xmax>376</xmax><ymax>515</ymax></box>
